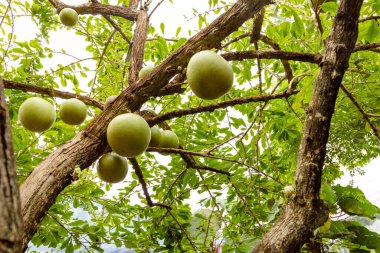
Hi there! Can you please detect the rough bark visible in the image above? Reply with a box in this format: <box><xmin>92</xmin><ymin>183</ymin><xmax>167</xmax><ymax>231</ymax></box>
<box><xmin>0</xmin><ymin>80</ymin><xmax>23</xmax><ymax>253</ymax></box>
<box><xmin>127</xmin><ymin>10</ymin><xmax>149</xmax><ymax>86</ymax></box>
<box><xmin>253</xmin><ymin>0</ymin><xmax>363</xmax><ymax>252</ymax></box>
<box><xmin>20</xmin><ymin>0</ymin><xmax>272</xmax><ymax>250</ymax></box>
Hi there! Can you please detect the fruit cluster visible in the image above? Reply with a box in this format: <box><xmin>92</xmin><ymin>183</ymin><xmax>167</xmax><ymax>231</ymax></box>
<box><xmin>20</xmin><ymin>11</ymin><xmax>234</xmax><ymax>184</ymax></box>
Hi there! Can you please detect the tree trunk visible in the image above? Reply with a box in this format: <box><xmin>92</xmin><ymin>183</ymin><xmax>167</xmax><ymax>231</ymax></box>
<box><xmin>253</xmin><ymin>0</ymin><xmax>363</xmax><ymax>252</ymax></box>
<box><xmin>19</xmin><ymin>0</ymin><xmax>272</xmax><ymax>250</ymax></box>
<box><xmin>0</xmin><ymin>80</ymin><xmax>23</xmax><ymax>253</ymax></box>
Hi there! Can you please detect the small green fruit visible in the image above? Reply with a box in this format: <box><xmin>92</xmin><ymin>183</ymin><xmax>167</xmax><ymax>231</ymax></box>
<box><xmin>19</xmin><ymin>97</ymin><xmax>56</xmax><ymax>132</ymax></box>
<box><xmin>138</xmin><ymin>65</ymin><xmax>154</xmax><ymax>80</ymax></box>
<box><xmin>59</xmin><ymin>8</ymin><xmax>78</xmax><ymax>27</ymax></box>
<box><xmin>104</xmin><ymin>95</ymin><xmax>118</xmax><ymax>109</ymax></box>
<box><xmin>60</xmin><ymin>98</ymin><xmax>87</xmax><ymax>125</ymax></box>
<box><xmin>97</xmin><ymin>152</ymin><xmax>128</xmax><ymax>183</ymax></box>
<box><xmin>149</xmin><ymin>126</ymin><xmax>163</xmax><ymax>147</ymax></box>
<box><xmin>187</xmin><ymin>50</ymin><xmax>233</xmax><ymax>100</ymax></box>
<box><xmin>107</xmin><ymin>113</ymin><xmax>151</xmax><ymax>157</ymax></box>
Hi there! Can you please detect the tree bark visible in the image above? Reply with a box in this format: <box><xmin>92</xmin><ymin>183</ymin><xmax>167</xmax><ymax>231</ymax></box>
<box><xmin>0</xmin><ymin>80</ymin><xmax>23</xmax><ymax>253</ymax></box>
<box><xmin>253</xmin><ymin>0</ymin><xmax>363</xmax><ymax>252</ymax></box>
<box><xmin>19</xmin><ymin>0</ymin><xmax>272</xmax><ymax>250</ymax></box>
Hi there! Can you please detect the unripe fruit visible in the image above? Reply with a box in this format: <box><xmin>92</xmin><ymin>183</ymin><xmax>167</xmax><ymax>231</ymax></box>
<box><xmin>138</xmin><ymin>65</ymin><xmax>154</xmax><ymax>79</ymax></box>
<box><xmin>59</xmin><ymin>98</ymin><xmax>87</xmax><ymax>125</ymax></box>
<box><xmin>187</xmin><ymin>50</ymin><xmax>234</xmax><ymax>100</ymax></box>
<box><xmin>149</xmin><ymin>126</ymin><xmax>163</xmax><ymax>147</ymax></box>
<box><xmin>160</xmin><ymin>130</ymin><xmax>179</xmax><ymax>148</ymax></box>
<box><xmin>97</xmin><ymin>152</ymin><xmax>128</xmax><ymax>184</ymax></box>
<box><xmin>104</xmin><ymin>95</ymin><xmax>118</xmax><ymax>109</ymax></box>
<box><xmin>19</xmin><ymin>97</ymin><xmax>56</xmax><ymax>132</ymax></box>
<box><xmin>283</xmin><ymin>185</ymin><xmax>295</xmax><ymax>198</ymax></box>
<box><xmin>107</xmin><ymin>113</ymin><xmax>151</xmax><ymax>157</ymax></box>
<box><xmin>59</xmin><ymin>8</ymin><xmax>78</xmax><ymax>27</ymax></box>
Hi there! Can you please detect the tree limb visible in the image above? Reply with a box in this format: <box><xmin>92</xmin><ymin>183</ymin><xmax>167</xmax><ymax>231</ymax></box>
<box><xmin>0</xmin><ymin>80</ymin><xmax>23</xmax><ymax>253</ymax></box>
<box><xmin>253</xmin><ymin>0</ymin><xmax>363</xmax><ymax>252</ymax></box>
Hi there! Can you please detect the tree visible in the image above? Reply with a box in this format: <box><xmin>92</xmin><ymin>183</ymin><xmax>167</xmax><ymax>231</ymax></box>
<box><xmin>1</xmin><ymin>0</ymin><xmax>380</xmax><ymax>252</ymax></box>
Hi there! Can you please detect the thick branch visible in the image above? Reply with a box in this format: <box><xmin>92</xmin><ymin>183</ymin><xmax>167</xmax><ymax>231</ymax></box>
<box><xmin>149</xmin><ymin>90</ymin><xmax>299</xmax><ymax>125</ymax></box>
<box><xmin>3</xmin><ymin>80</ymin><xmax>104</xmax><ymax>110</ymax></box>
<box><xmin>253</xmin><ymin>1</ymin><xmax>363</xmax><ymax>252</ymax></box>
<box><xmin>48</xmin><ymin>0</ymin><xmax>138</xmax><ymax>21</ymax></box>
<box><xmin>20</xmin><ymin>1</ymin><xmax>273</xmax><ymax>250</ymax></box>
<box><xmin>340</xmin><ymin>84</ymin><xmax>380</xmax><ymax>142</ymax></box>
<box><xmin>127</xmin><ymin>11</ymin><xmax>149</xmax><ymax>85</ymax></box>
<box><xmin>0</xmin><ymin>80</ymin><xmax>23</xmax><ymax>253</ymax></box>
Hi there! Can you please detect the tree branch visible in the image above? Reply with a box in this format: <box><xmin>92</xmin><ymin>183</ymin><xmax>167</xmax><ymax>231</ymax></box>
<box><xmin>48</xmin><ymin>0</ymin><xmax>138</xmax><ymax>21</ymax></box>
<box><xmin>3</xmin><ymin>80</ymin><xmax>105</xmax><ymax>110</ymax></box>
<box><xmin>0</xmin><ymin>80</ymin><xmax>23</xmax><ymax>253</ymax></box>
<box><xmin>253</xmin><ymin>0</ymin><xmax>364</xmax><ymax>252</ymax></box>
<box><xmin>149</xmin><ymin>90</ymin><xmax>299</xmax><ymax>125</ymax></box>
<box><xmin>128</xmin><ymin>158</ymin><xmax>171</xmax><ymax>209</ymax></box>
<box><xmin>340</xmin><ymin>84</ymin><xmax>380</xmax><ymax>142</ymax></box>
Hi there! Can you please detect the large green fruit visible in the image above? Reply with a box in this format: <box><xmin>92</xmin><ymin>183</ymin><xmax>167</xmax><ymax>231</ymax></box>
<box><xmin>104</xmin><ymin>95</ymin><xmax>118</xmax><ymax>109</ymax></box>
<box><xmin>97</xmin><ymin>152</ymin><xmax>128</xmax><ymax>184</ymax></box>
<box><xmin>149</xmin><ymin>126</ymin><xmax>163</xmax><ymax>147</ymax></box>
<box><xmin>59</xmin><ymin>98</ymin><xmax>87</xmax><ymax>125</ymax></box>
<box><xmin>186</xmin><ymin>50</ymin><xmax>233</xmax><ymax>100</ymax></box>
<box><xmin>138</xmin><ymin>65</ymin><xmax>154</xmax><ymax>79</ymax></box>
<box><xmin>107</xmin><ymin>113</ymin><xmax>151</xmax><ymax>157</ymax></box>
<box><xmin>59</xmin><ymin>8</ymin><xmax>78</xmax><ymax>27</ymax></box>
<box><xmin>19</xmin><ymin>97</ymin><xmax>56</xmax><ymax>132</ymax></box>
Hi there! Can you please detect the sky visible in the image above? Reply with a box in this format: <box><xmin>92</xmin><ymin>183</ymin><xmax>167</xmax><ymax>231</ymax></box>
<box><xmin>6</xmin><ymin>0</ymin><xmax>380</xmax><ymax>251</ymax></box>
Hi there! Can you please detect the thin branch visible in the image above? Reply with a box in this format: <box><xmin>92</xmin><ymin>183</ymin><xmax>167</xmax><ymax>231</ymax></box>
<box><xmin>340</xmin><ymin>84</ymin><xmax>380</xmax><ymax>142</ymax></box>
<box><xmin>47</xmin><ymin>213</ymin><xmax>90</xmax><ymax>253</ymax></box>
<box><xmin>128</xmin><ymin>158</ymin><xmax>171</xmax><ymax>209</ymax></box>
<box><xmin>359</xmin><ymin>15</ymin><xmax>380</xmax><ymax>22</ymax></box>
<box><xmin>3</xmin><ymin>80</ymin><xmax>104</xmax><ymax>109</ymax></box>
<box><xmin>149</xmin><ymin>90</ymin><xmax>299</xmax><ymax>125</ymax></box>
<box><xmin>366</xmin><ymin>113</ymin><xmax>380</xmax><ymax>118</ymax></box>
<box><xmin>103</xmin><ymin>15</ymin><xmax>131</xmax><ymax>44</ymax></box>
<box><xmin>222</xmin><ymin>49</ymin><xmax>322</xmax><ymax>64</ymax></box>
<box><xmin>148</xmin><ymin>0</ymin><xmax>165</xmax><ymax>19</ymax></box>
<box><xmin>146</xmin><ymin>147</ymin><xmax>282</xmax><ymax>184</ymax></box>
<box><xmin>353</xmin><ymin>42</ymin><xmax>380</xmax><ymax>52</ymax></box>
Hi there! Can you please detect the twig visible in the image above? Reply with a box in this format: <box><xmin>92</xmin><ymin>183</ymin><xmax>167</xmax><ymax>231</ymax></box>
<box><xmin>128</xmin><ymin>158</ymin><xmax>171</xmax><ymax>209</ymax></box>
<box><xmin>340</xmin><ymin>84</ymin><xmax>380</xmax><ymax>142</ymax></box>
<box><xmin>359</xmin><ymin>15</ymin><xmax>380</xmax><ymax>22</ymax></box>
<box><xmin>148</xmin><ymin>0</ymin><xmax>165</xmax><ymax>19</ymax></box>
<box><xmin>47</xmin><ymin>213</ymin><xmax>90</xmax><ymax>252</ymax></box>
<box><xmin>103</xmin><ymin>15</ymin><xmax>131</xmax><ymax>44</ymax></box>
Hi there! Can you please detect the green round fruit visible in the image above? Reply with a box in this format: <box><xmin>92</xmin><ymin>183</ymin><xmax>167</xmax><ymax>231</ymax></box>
<box><xmin>59</xmin><ymin>8</ymin><xmax>78</xmax><ymax>27</ymax></box>
<box><xmin>97</xmin><ymin>152</ymin><xmax>128</xmax><ymax>184</ymax></box>
<box><xmin>149</xmin><ymin>126</ymin><xmax>163</xmax><ymax>147</ymax></box>
<box><xmin>59</xmin><ymin>98</ymin><xmax>87</xmax><ymax>125</ymax></box>
<box><xmin>104</xmin><ymin>95</ymin><xmax>118</xmax><ymax>109</ymax></box>
<box><xmin>160</xmin><ymin>130</ymin><xmax>179</xmax><ymax>148</ymax></box>
<box><xmin>107</xmin><ymin>113</ymin><xmax>151</xmax><ymax>157</ymax></box>
<box><xmin>187</xmin><ymin>50</ymin><xmax>234</xmax><ymax>100</ymax></box>
<box><xmin>138</xmin><ymin>65</ymin><xmax>154</xmax><ymax>79</ymax></box>
<box><xmin>19</xmin><ymin>97</ymin><xmax>56</xmax><ymax>132</ymax></box>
